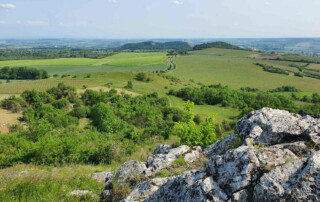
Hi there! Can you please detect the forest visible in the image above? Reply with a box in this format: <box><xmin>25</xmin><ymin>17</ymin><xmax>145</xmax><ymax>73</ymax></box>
<box><xmin>192</xmin><ymin>41</ymin><xmax>244</xmax><ymax>51</ymax></box>
<box><xmin>0</xmin><ymin>66</ymin><xmax>49</xmax><ymax>80</ymax></box>
<box><xmin>119</xmin><ymin>41</ymin><xmax>191</xmax><ymax>51</ymax></box>
<box><xmin>0</xmin><ymin>49</ymin><xmax>115</xmax><ymax>60</ymax></box>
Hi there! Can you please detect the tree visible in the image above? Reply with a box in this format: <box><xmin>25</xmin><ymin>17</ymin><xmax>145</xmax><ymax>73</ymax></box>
<box><xmin>90</xmin><ymin>102</ymin><xmax>120</xmax><ymax>133</ymax></box>
<box><xmin>174</xmin><ymin>101</ymin><xmax>217</xmax><ymax>148</ymax></box>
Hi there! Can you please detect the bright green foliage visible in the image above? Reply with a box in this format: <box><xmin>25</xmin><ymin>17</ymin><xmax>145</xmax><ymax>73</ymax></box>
<box><xmin>90</xmin><ymin>102</ymin><xmax>123</xmax><ymax>133</ymax></box>
<box><xmin>0</xmin><ymin>128</ymin><xmax>113</xmax><ymax>167</ymax></box>
<box><xmin>0</xmin><ymin>165</ymin><xmax>105</xmax><ymax>202</ymax></box>
<box><xmin>21</xmin><ymin>90</ymin><xmax>54</xmax><ymax>105</ymax></box>
<box><xmin>0</xmin><ymin>52</ymin><xmax>166</xmax><ymax>68</ymax></box>
<box><xmin>172</xmin><ymin>155</ymin><xmax>187</xmax><ymax>168</ymax></box>
<box><xmin>0</xmin><ymin>83</ymin><xmax>185</xmax><ymax>168</ymax></box>
<box><xmin>175</xmin><ymin>101</ymin><xmax>217</xmax><ymax>148</ymax></box>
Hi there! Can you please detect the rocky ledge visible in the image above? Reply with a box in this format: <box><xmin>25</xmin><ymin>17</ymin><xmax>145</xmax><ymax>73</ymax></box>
<box><xmin>98</xmin><ymin>107</ymin><xmax>320</xmax><ymax>202</ymax></box>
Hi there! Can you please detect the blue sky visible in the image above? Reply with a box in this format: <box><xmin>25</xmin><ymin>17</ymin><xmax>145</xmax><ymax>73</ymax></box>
<box><xmin>0</xmin><ymin>0</ymin><xmax>319</xmax><ymax>38</ymax></box>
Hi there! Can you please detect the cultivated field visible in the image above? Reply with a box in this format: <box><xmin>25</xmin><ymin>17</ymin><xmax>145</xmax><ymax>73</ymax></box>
<box><xmin>168</xmin><ymin>48</ymin><xmax>320</xmax><ymax>93</ymax></box>
<box><xmin>0</xmin><ymin>52</ymin><xmax>167</xmax><ymax>67</ymax></box>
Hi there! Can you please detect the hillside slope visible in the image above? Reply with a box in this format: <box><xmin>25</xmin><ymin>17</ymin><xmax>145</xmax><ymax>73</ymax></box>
<box><xmin>193</xmin><ymin>41</ymin><xmax>243</xmax><ymax>51</ymax></box>
<box><xmin>120</xmin><ymin>41</ymin><xmax>191</xmax><ymax>51</ymax></box>
<box><xmin>99</xmin><ymin>108</ymin><xmax>320</xmax><ymax>201</ymax></box>
<box><xmin>168</xmin><ymin>48</ymin><xmax>320</xmax><ymax>93</ymax></box>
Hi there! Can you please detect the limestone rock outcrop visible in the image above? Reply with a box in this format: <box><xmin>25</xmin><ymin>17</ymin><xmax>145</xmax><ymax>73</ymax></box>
<box><xmin>100</xmin><ymin>108</ymin><xmax>320</xmax><ymax>202</ymax></box>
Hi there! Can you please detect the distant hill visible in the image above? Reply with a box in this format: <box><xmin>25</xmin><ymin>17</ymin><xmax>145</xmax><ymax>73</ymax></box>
<box><xmin>120</xmin><ymin>41</ymin><xmax>191</xmax><ymax>51</ymax></box>
<box><xmin>192</xmin><ymin>41</ymin><xmax>243</xmax><ymax>51</ymax></box>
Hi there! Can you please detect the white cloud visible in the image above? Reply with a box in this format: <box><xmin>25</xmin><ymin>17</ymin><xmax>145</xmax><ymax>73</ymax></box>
<box><xmin>173</xmin><ymin>0</ymin><xmax>183</xmax><ymax>5</ymax></box>
<box><xmin>0</xmin><ymin>3</ymin><xmax>16</xmax><ymax>9</ymax></box>
<box><xmin>0</xmin><ymin>20</ymin><xmax>21</xmax><ymax>25</ymax></box>
<box><xmin>27</xmin><ymin>20</ymin><xmax>49</xmax><ymax>26</ymax></box>
<box><xmin>109</xmin><ymin>0</ymin><xmax>118</xmax><ymax>3</ymax></box>
<box><xmin>265</xmin><ymin>2</ymin><xmax>271</xmax><ymax>5</ymax></box>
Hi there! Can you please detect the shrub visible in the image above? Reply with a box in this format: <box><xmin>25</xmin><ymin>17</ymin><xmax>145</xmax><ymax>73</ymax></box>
<box><xmin>270</xmin><ymin>86</ymin><xmax>300</xmax><ymax>92</ymax></box>
<box><xmin>193</xmin><ymin>114</ymin><xmax>202</xmax><ymax>124</ymax></box>
<box><xmin>51</xmin><ymin>98</ymin><xmax>70</xmax><ymax>109</ymax></box>
<box><xmin>69</xmin><ymin>107</ymin><xmax>90</xmax><ymax>118</ymax></box>
<box><xmin>0</xmin><ymin>96</ymin><xmax>27</xmax><ymax>112</ymax></box>
<box><xmin>0</xmin><ymin>128</ymin><xmax>114</xmax><ymax>167</ymax></box>
<box><xmin>172</xmin><ymin>155</ymin><xmax>187</xmax><ymax>168</ymax></box>
<box><xmin>174</xmin><ymin>101</ymin><xmax>217</xmax><ymax>148</ymax></box>
<box><xmin>90</xmin><ymin>102</ymin><xmax>123</xmax><ymax>133</ymax></box>
<box><xmin>125</xmin><ymin>81</ymin><xmax>133</xmax><ymax>89</ymax></box>
<box><xmin>135</xmin><ymin>72</ymin><xmax>147</xmax><ymax>81</ymax></box>
<box><xmin>255</xmin><ymin>63</ymin><xmax>289</xmax><ymax>75</ymax></box>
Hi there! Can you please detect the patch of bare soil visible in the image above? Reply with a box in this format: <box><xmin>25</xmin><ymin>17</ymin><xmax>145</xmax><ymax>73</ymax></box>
<box><xmin>0</xmin><ymin>94</ymin><xmax>19</xmax><ymax>102</ymax></box>
<box><xmin>77</xmin><ymin>87</ymin><xmax>141</xmax><ymax>97</ymax></box>
<box><xmin>0</xmin><ymin>109</ymin><xmax>21</xmax><ymax>134</ymax></box>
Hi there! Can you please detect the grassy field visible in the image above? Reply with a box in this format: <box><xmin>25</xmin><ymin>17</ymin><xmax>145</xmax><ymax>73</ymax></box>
<box><xmin>168</xmin><ymin>48</ymin><xmax>320</xmax><ymax>93</ymax></box>
<box><xmin>167</xmin><ymin>96</ymin><xmax>239</xmax><ymax>123</ymax></box>
<box><xmin>0</xmin><ymin>135</ymin><xmax>179</xmax><ymax>201</ymax></box>
<box><xmin>31</xmin><ymin>64</ymin><xmax>168</xmax><ymax>75</ymax></box>
<box><xmin>0</xmin><ymin>52</ymin><xmax>167</xmax><ymax>68</ymax></box>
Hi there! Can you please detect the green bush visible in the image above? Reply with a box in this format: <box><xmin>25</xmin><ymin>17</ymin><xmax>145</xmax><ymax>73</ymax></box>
<box><xmin>125</xmin><ymin>81</ymin><xmax>133</xmax><ymax>89</ymax></box>
<box><xmin>69</xmin><ymin>107</ymin><xmax>90</xmax><ymax>118</ymax></box>
<box><xmin>175</xmin><ymin>101</ymin><xmax>217</xmax><ymax>148</ymax></box>
<box><xmin>135</xmin><ymin>72</ymin><xmax>147</xmax><ymax>81</ymax></box>
<box><xmin>0</xmin><ymin>96</ymin><xmax>27</xmax><ymax>112</ymax></box>
<box><xmin>52</xmin><ymin>98</ymin><xmax>70</xmax><ymax>109</ymax></box>
<box><xmin>90</xmin><ymin>102</ymin><xmax>123</xmax><ymax>133</ymax></box>
<box><xmin>0</xmin><ymin>128</ymin><xmax>114</xmax><ymax>167</ymax></box>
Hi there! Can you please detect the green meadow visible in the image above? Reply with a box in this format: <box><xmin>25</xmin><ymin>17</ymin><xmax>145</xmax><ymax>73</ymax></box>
<box><xmin>0</xmin><ymin>52</ymin><xmax>167</xmax><ymax>67</ymax></box>
<box><xmin>168</xmin><ymin>48</ymin><xmax>320</xmax><ymax>93</ymax></box>
<box><xmin>32</xmin><ymin>64</ymin><xmax>168</xmax><ymax>75</ymax></box>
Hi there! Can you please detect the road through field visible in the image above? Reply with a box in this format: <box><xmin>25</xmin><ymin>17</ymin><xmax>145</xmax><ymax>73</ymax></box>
<box><xmin>167</xmin><ymin>58</ymin><xmax>175</xmax><ymax>70</ymax></box>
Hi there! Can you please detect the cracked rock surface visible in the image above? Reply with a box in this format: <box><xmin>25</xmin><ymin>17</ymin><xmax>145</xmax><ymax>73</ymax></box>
<box><xmin>100</xmin><ymin>108</ymin><xmax>320</xmax><ymax>201</ymax></box>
